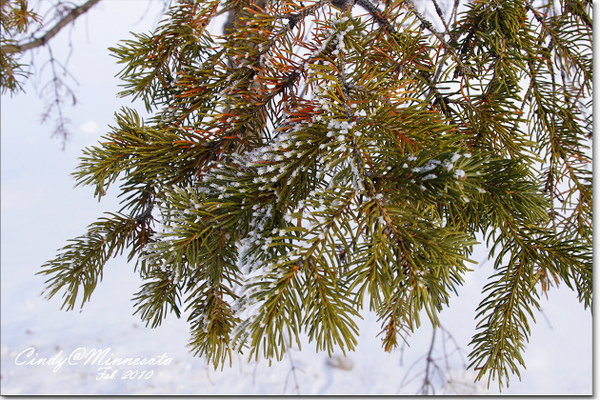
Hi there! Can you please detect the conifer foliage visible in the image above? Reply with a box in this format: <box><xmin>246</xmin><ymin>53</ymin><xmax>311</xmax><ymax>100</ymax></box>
<box><xmin>1</xmin><ymin>0</ymin><xmax>41</xmax><ymax>93</ymax></box>
<box><xmin>37</xmin><ymin>0</ymin><xmax>591</xmax><ymax>389</ymax></box>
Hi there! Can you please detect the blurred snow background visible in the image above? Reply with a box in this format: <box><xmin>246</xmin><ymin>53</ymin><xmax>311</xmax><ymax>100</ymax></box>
<box><xmin>0</xmin><ymin>0</ymin><xmax>593</xmax><ymax>395</ymax></box>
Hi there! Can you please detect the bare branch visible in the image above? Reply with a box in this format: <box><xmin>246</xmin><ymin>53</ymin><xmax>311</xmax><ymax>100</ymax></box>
<box><xmin>1</xmin><ymin>0</ymin><xmax>102</xmax><ymax>54</ymax></box>
<box><xmin>420</xmin><ymin>328</ymin><xmax>437</xmax><ymax>394</ymax></box>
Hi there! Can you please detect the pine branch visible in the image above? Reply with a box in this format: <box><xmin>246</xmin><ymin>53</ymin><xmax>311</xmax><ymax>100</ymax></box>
<box><xmin>468</xmin><ymin>262</ymin><xmax>539</xmax><ymax>389</ymax></box>
<box><xmin>38</xmin><ymin>0</ymin><xmax>593</xmax><ymax>391</ymax></box>
<box><xmin>38</xmin><ymin>212</ymin><xmax>144</xmax><ymax>311</ymax></box>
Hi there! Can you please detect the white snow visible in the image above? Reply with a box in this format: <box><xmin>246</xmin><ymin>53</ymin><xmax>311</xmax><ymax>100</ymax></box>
<box><xmin>454</xmin><ymin>169</ymin><xmax>466</xmax><ymax>179</ymax></box>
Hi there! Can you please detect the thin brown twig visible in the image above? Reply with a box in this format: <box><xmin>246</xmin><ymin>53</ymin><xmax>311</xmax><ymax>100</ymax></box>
<box><xmin>420</xmin><ymin>328</ymin><xmax>437</xmax><ymax>394</ymax></box>
<box><xmin>1</xmin><ymin>0</ymin><xmax>102</xmax><ymax>54</ymax></box>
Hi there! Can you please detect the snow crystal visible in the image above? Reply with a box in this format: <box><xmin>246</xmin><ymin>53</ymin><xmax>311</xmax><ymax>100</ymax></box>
<box><xmin>261</xmin><ymin>237</ymin><xmax>272</xmax><ymax>251</ymax></box>
<box><xmin>413</xmin><ymin>161</ymin><xmax>440</xmax><ymax>173</ymax></box>
<box><xmin>454</xmin><ymin>170</ymin><xmax>466</xmax><ymax>179</ymax></box>
<box><xmin>302</xmin><ymin>209</ymin><xmax>312</xmax><ymax>220</ymax></box>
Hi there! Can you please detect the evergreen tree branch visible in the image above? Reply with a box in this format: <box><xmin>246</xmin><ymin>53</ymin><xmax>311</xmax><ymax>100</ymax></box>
<box><xmin>38</xmin><ymin>212</ymin><xmax>146</xmax><ymax>311</ymax></box>
<box><xmin>468</xmin><ymin>261</ymin><xmax>539</xmax><ymax>389</ymax></box>
<box><xmin>39</xmin><ymin>0</ymin><xmax>593</xmax><ymax>391</ymax></box>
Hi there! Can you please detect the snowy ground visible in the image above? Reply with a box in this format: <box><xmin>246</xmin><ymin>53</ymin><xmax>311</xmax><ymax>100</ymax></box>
<box><xmin>0</xmin><ymin>242</ymin><xmax>593</xmax><ymax>395</ymax></box>
<box><xmin>1</xmin><ymin>1</ymin><xmax>593</xmax><ymax>395</ymax></box>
